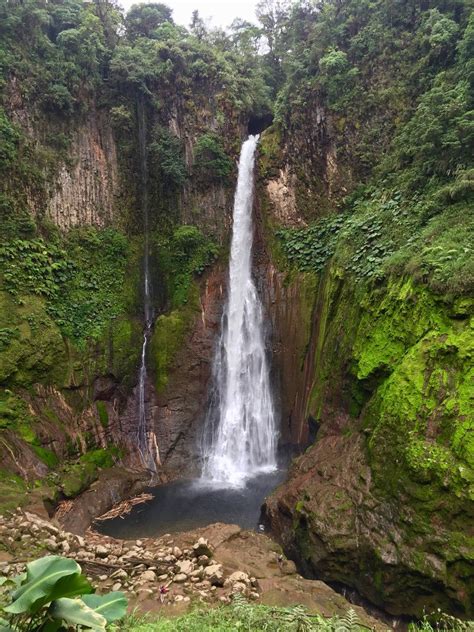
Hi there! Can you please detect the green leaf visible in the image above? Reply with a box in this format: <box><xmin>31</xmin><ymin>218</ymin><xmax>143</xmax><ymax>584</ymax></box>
<box><xmin>82</xmin><ymin>591</ymin><xmax>128</xmax><ymax>622</ymax></box>
<box><xmin>4</xmin><ymin>556</ymin><xmax>90</xmax><ymax>615</ymax></box>
<box><xmin>47</xmin><ymin>571</ymin><xmax>93</xmax><ymax>603</ymax></box>
<box><xmin>49</xmin><ymin>598</ymin><xmax>107</xmax><ymax>630</ymax></box>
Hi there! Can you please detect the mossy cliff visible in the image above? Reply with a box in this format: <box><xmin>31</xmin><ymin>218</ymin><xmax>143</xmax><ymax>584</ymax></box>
<box><xmin>259</xmin><ymin>122</ymin><xmax>474</xmax><ymax>616</ymax></box>
<box><xmin>0</xmin><ymin>0</ymin><xmax>261</xmax><ymax>513</ymax></box>
<box><xmin>258</xmin><ymin>1</ymin><xmax>473</xmax><ymax>613</ymax></box>
<box><xmin>0</xmin><ymin>228</ymin><xmax>144</xmax><ymax>511</ymax></box>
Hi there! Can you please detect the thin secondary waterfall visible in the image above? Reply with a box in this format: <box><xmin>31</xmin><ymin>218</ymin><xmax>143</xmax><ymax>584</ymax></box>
<box><xmin>201</xmin><ymin>135</ymin><xmax>277</xmax><ymax>487</ymax></box>
<box><xmin>136</xmin><ymin>98</ymin><xmax>159</xmax><ymax>473</ymax></box>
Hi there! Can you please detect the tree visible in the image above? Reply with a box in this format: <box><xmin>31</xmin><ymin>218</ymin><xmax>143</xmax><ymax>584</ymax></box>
<box><xmin>125</xmin><ymin>2</ymin><xmax>173</xmax><ymax>41</ymax></box>
<box><xmin>190</xmin><ymin>10</ymin><xmax>207</xmax><ymax>41</ymax></box>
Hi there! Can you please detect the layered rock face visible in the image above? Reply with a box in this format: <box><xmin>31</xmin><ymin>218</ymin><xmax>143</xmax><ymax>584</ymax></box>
<box><xmin>47</xmin><ymin>109</ymin><xmax>119</xmax><ymax>229</ymax></box>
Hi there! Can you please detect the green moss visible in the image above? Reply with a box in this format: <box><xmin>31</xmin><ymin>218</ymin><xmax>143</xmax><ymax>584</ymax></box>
<box><xmin>150</xmin><ymin>283</ymin><xmax>200</xmax><ymax>394</ymax></box>
<box><xmin>80</xmin><ymin>447</ymin><xmax>120</xmax><ymax>468</ymax></box>
<box><xmin>365</xmin><ymin>320</ymin><xmax>474</xmax><ymax>501</ymax></box>
<box><xmin>0</xmin><ymin>390</ymin><xmax>36</xmax><ymax>440</ymax></box>
<box><xmin>60</xmin><ymin>448</ymin><xmax>120</xmax><ymax>498</ymax></box>
<box><xmin>96</xmin><ymin>401</ymin><xmax>109</xmax><ymax>428</ymax></box>
<box><xmin>297</xmin><ymin>261</ymin><xmax>473</xmax><ymax>546</ymax></box>
<box><xmin>0</xmin><ymin>468</ymin><xmax>28</xmax><ymax>513</ymax></box>
<box><xmin>258</xmin><ymin>125</ymin><xmax>282</xmax><ymax>180</ymax></box>
<box><xmin>107</xmin><ymin>316</ymin><xmax>143</xmax><ymax>388</ymax></box>
<box><xmin>352</xmin><ymin>279</ymin><xmax>450</xmax><ymax>382</ymax></box>
<box><xmin>61</xmin><ymin>461</ymin><xmax>98</xmax><ymax>498</ymax></box>
<box><xmin>154</xmin><ymin>225</ymin><xmax>219</xmax><ymax>310</ymax></box>
<box><xmin>0</xmin><ymin>291</ymin><xmax>66</xmax><ymax>387</ymax></box>
<box><xmin>32</xmin><ymin>445</ymin><xmax>59</xmax><ymax>468</ymax></box>
<box><xmin>295</xmin><ymin>500</ymin><xmax>305</xmax><ymax>513</ymax></box>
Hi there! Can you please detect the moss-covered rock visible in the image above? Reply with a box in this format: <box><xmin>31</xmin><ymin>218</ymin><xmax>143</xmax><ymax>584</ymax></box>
<box><xmin>267</xmin><ymin>266</ymin><xmax>474</xmax><ymax>617</ymax></box>
<box><xmin>150</xmin><ymin>282</ymin><xmax>201</xmax><ymax>395</ymax></box>
<box><xmin>0</xmin><ymin>292</ymin><xmax>67</xmax><ymax>386</ymax></box>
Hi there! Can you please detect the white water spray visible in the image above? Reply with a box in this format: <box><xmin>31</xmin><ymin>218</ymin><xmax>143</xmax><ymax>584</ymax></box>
<box><xmin>201</xmin><ymin>135</ymin><xmax>277</xmax><ymax>487</ymax></box>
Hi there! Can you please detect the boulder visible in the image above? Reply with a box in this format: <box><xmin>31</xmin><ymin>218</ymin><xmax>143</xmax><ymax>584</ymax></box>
<box><xmin>176</xmin><ymin>559</ymin><xmax>194</xmax><ymax>575</ymax></box>
<box><xmin>193</xmin><ymin>537</ymin><xmax>214</xmax><ymax>558</ymax></box>
<box><xmin>203</xmin><ymin>563</ymin><xmax>224</xmax><ymax>586</ymax></box>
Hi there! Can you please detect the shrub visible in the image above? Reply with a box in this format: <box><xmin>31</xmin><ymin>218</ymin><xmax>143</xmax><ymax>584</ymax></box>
<box><xmin>193</xmin><ymin>133</ymin><xmax>233</xmax><ymax>182</ymax></box>
<box><xmin>149</xmin><ymin>127</ymin><xmax>187</xmax><ymax>188</ymax></box>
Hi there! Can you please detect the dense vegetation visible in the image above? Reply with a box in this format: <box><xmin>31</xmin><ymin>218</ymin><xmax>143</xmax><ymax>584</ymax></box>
<box><xmin>256</xmin><ymin>0</ymin><xmax>473</xmax><ymax>619</ymax></box>
<box><xmin>0</xmin><ymin>0</ymin><xmax>473</xmax><ymax>623</ymax></box>
<box><xmin>269</xmin><ymin>0</ymin><xmax>473</xmax><ymax>297</ymax></box>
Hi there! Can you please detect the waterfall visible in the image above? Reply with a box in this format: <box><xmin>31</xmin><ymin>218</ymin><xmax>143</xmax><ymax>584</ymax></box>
<box><xmin>201</xmin><ymin>135</ymin><xmax>277</xmax><ymax>487</ymax></box>
<box><xmin>136</xmin><ymin>98</ymin><xmax>159</xmax><ymax>473</ymax></box>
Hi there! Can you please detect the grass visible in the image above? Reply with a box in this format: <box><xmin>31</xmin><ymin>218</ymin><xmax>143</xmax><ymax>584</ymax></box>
<box><xmin>113</xmin><ymin>602</ymin><xmax>474</xmax><ymax>632</ymax></box>
<box><xmin>113</xmin><ymin>601</ymin><xmax>349</xmax><ymax>632</ymax></box>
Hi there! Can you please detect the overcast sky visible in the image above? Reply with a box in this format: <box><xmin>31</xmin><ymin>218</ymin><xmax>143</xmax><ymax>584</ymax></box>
<box><xmin>118</xmin><ymin>0</ymin><xmax>259</xmax><ymax>30</ymax></box>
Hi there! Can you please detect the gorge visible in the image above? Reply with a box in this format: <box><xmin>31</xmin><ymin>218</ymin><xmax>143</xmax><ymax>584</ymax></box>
<box><xmin>0</xmin><ymin>0</ymin><xmax>473</xmax><ymax>628</ymax></box>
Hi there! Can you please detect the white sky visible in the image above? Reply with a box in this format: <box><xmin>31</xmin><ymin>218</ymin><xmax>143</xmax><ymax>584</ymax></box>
<box><xmin>118</xmin><ymin>0</ymin><xmax>259</xmax><ymax>30</ymax></box>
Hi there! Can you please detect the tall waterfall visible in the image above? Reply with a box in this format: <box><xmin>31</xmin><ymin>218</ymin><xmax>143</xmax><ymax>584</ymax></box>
<box><xmin>201</xmin><ymin>135</ymin><xmax>277</xmax><ymax>487</ymax></box>
<box><xmin>136</xmin><ymin>98</ymin><xmax>159</xmax><ymax>473</ymax></box>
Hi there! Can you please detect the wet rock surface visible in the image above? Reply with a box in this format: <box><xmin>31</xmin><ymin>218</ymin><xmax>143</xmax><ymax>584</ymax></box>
<box><xmin>0</xmin><ymin>508</ymin><xmax>386</xmax><ymax>628</ymax></box>
<box><xmin>265</xmin><ymin>431</ymin><xmax>474</xmax><ymax>619</ymax></box>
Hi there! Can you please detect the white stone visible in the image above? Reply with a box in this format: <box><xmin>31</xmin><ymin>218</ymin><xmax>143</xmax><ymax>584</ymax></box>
<box><xmin>176</xmin><ymin>559</ymin><xmax>193</xmax><ymax>575</ymax></box>
<box><xmin>44</xmin><ymin>538</ymin><xmax>58</xmax><ymax>551</ymax></box>
<box><xmin>203</xmin><ymin>563</ymin><xmax>224</xmax><ymax>586</ymax></box>
<box><xmin>138</xmin><ymin>570</ymin><xmax>157</xmax><ymax>583</ymax></box>
<box><xmin>173</xmin><ymin>573</ymin><xmax>187</xmax><ymax>583</ymax></box>
<box><xmin>226</xmin><ymin>571</ymin><xmax>250</xmax><ymax>585</ymax></box>
<box><xmin>95</xmin><ymin>545</ymin><xmax>108</xmax><ymax>558</ymax></box>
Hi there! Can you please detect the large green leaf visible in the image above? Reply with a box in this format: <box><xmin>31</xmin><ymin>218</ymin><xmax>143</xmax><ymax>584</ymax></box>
<box><xmin>4</xmin><ymin>556</ymin><xmax>91</xmax><ymax>615</ymax></box>
<box><xmin>47</xmin><ymin>572</ymin><xmax>92</xmax><ymax>603</ymax></box>
<box><xmin>82</xmin><ymin>591</ymin><xmax>128</xmax><ymax>622</ymax></box>
<box><xmin>49</xmin><ymin>598</ymin><xmax>107</xmax><ymax>630</ymax></box>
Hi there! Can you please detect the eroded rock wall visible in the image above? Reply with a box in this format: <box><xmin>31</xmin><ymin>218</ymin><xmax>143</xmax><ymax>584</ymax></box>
<box><xmin>47</xmin><ymin>109</ymin><xmax>119</xmax><ymax>229</ymax></box>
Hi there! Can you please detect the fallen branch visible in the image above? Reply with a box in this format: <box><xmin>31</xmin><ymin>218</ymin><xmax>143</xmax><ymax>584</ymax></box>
<box><xmin>94</xmin><ymin>493</ymin><xmax>153</xmax><ymax>522</ymax></box>
<box><xmin>55</xmin><ymin>500</ymin><xmax>74</xmax><ymax>521</ymax></box>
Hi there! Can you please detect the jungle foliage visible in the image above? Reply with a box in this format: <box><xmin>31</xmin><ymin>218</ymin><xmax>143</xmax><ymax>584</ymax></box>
<box><xmin>268</xmin><ymin>0</ymin><xmax>473</xmax><ymax>298</ymax></box>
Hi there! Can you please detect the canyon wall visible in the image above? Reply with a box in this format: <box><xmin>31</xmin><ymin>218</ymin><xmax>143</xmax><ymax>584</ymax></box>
<box><xmin>257</xmin><ymin>125</ymin><xmax>474</xmax><ymax>618</ymax></box>
<box><xmin>0</xmin><ymin>72</ymin><xmax>243</xmax><ymax>513</ymax></box>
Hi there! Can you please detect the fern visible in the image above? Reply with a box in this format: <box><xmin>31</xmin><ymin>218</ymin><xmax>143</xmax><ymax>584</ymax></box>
<box><xmin>335</xmin><ymin>608</ymin><xmax>361</xmax><ymax>632</ymax></box>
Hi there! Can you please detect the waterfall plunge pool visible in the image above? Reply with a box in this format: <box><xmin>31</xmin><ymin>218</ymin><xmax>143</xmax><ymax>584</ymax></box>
<box><xmin>95</xmin><ymin>468</ymin><xmax>287</xmax><ymax>540</ymax></box>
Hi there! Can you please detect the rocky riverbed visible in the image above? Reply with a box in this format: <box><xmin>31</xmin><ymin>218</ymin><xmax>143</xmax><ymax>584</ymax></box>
<box><xmin>0</xmin><ymin>508</ymin><xmax>388</xmax><ymax>629</ymax></box>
